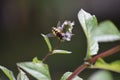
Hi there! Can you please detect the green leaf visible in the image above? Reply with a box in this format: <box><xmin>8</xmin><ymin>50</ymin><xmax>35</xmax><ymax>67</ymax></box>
<box><xmin>41</xmin><ymin>34</ymin><xmax>52</xmax><ymax>51</ymax></box>
<box><xmin>88</xmin><ymin>70</ymin><xmax>113</xmax><ymax>80</ymax></box>
<box><xmin>78</xmin><ymin>9</ymin><xmax>98</xmax><ymax>57</ymax></box>
<box><xmin>78</xmin><ymin>9</ymin><xmax>120</xmax><ymax>58</ymax></box>
<box><xmin>92</xmin><ymin>20</ymin><xmax>120</xmax><ymax>42</ymax></box>
<box><xmin>52</xmin><ymin>50</ymin><xmax>72</xmax><ymax>54</ymax></box>
<box><xmin>90</xmin><ymin>58</ymin><xmax>120</xmax><ymax>73</ymax></box>
<box><xmin>60</xmin><ymin>72</ymin><xmax>83</xmax><ymax>80</ymax></box>
<box><xmin>17</xmin><ymin>62</ymin><xmax>51</xmax><ymax>80</ymax></box>
<box><xmin>17</xmin><ymin>69</ymin><xmax>29</xmax><ymax>80</ymax></box>
<box><xmin>0</xmin><ymin>65</ymin><xmax>16</xmax><ymax>80</ymax></box>
<box><xmin>32</xmin><ymin>57</ymin><xmax>42</xmax><ymax>63</ymax></box>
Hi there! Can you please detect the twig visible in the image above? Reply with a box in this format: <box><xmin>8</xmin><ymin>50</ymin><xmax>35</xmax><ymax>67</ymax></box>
<box><xmin>42</xmin><ymin>40</ymin><xmax>61</xmax><ymax>62</ymax></box>
<box><xmin>67</xmin><ymin>63</ymin><xmax>89</xmax><ymax>80</ymax></box>
<box><xmin>67</xmin><ymin>45</ymin><xmax>120</xmax><ymax>80</ymax></box>
<box><xmin>89</xmin><ymin>45</ymin><xmax>120</xmax><ymax>64</ymax></box>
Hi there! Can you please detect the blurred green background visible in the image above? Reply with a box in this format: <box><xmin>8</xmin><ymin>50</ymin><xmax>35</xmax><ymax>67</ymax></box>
<box><xmin>0</xmin><ymin>0</ymin><xmax>120</xmax><ymax>80</ymax></box>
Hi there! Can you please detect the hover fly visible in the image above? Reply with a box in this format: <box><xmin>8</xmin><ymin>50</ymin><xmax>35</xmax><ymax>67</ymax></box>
<box><xmin>52</xmin><ymin>27</ymin><xmax>64</xmax><ymax>40</ymax></box>
<box><xmin>46</xmin><ymin>21</ymin><xmax>74</xmax><ymax>41</ymax></box>
<box><xmin>46</xmin><ymin>22</ymin><xmax>64</xmax><ymax>40</ymax></box>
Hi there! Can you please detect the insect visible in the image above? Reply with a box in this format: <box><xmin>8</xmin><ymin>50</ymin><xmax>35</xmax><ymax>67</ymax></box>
<box><xmin>46</xmin><ymin>21</ymin><xmax>74</xmax><ymax>41</ymax></box>
<box><xmin>46</xmin><ymin>22</ymin><xmax>64</xmax><ymax>40</ymax></box>
<box><xmin>52</xmin><ymin>27</ymin><xmax>64</xmax><ymax>40</ymax></box>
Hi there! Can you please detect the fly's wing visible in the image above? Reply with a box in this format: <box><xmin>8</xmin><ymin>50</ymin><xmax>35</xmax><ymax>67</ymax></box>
<box><xmin>57</xmin><ymin>21</ymin><xmax>61</xmax><ymax>27</ymax></box>
<box><xmin>46</xmin><ymin>33</ymin><xmax>55</xmax><ymax>37</ymax></box>
<box><xmin>57</xmin><ymin>21</ymin><xmax>63</xmax><ymax>31</ymax></box>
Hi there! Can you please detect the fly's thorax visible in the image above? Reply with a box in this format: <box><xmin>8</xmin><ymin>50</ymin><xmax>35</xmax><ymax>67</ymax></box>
<box><xmin>52</xmin><ymin>27</ymin><xmax>64</xmax><ymax>40</ymax></box>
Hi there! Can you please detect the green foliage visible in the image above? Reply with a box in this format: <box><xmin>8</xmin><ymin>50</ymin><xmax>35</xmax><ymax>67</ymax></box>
<box><xmin>0</xmin><ymin>9</ymin><xmax>120</xmax><ymax>80</ymax></box>
<box><xmin>0</xmin><ymin>65</ymin><xmax>16</xmax><ymax>80</ymax></box>
<box><xmin>41</xmin><ymin>34</ymin><xmax>52</xmax><ymax>51</ymax></box>
<box><xmin>32</xmin><ymin>57</ymin><xmax>42</xmax><ymax>63</ymax></box>
<box><xmin>88</xmin><ymin>70</ymin><xmax>113</xmax><ymax>80</ymax></box>
<box><xmin>17</xmin><ymin>69</ymin><xmax>29</xmax><ymax>80</ymax></box>
<box><xmin>60</xmin><ymin>72</ymin><xmax>83</xmax><ymax>80</ymax></box>
<box><xmin>17</xmin><ymin>61</ymin><xmax>51</xmax><ymax>80</ymax></box>
<box><xmin>90</xmin><ymin>58</ymin><xmax>120</xmax><ymax>73</ymax></box>
<box><xmin>78</xmin><ymin>9</ymin><xmax>120</xmax><ymax>59</ymax></box>
<box><xmin>92</xmin><ymin>20</ymin><xmax>120</xmax><ymax>42</ymax></box>
<box><xmin>78</xmin><ymin>9</ymin><xmax>99</xmax><ymax>58</ymax></box>
<box><xmin>52</xmin><ymin>50</ymin><xmax>72</xmax><ymax>54</ymax></box>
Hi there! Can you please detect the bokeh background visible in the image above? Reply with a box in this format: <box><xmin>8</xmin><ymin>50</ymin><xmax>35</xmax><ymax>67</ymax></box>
<box><xmin>0</xmin><ymin>0</ymin><xmax>120</xmax><ymax>80</ymax></box>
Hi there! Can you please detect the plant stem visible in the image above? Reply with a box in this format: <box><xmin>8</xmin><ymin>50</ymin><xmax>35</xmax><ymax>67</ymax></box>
<box><xmin>67</xmin><ymin>45</ymin><xmax>120</xmax><ymax>80</ymax></box>
<box><xmin>67</xmin><ymin>63</ymin><xmax>89</xmax><ymax>80</ymax></box>
<box><xmin>89</xmin><ymin>45</ymin><xmax>120</xmax><ymax>64</ymax></box>
<box><xmin>42</xmin><ymin>51</ymin><xmax>51</xmax><ymax>62</ymax></box>
<box><xmin>42</xmin><ymin>40</ymin><xmax>61</xmax><ymax>62</ymax></box>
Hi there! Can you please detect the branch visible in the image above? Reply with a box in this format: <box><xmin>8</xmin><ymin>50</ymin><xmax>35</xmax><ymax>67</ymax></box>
<box><xmin>42</xmin><ymin>40</ymin><xmax>61</xmax><ymax>62</ymax></box>
<box><xmin>67</xmin><ymin>45</ymin><xmax>120</xmax><ymax>80</ymax></box>
<box><xmin>89</xmin><ymin>45</ymin><xmax>120</xmax><ymax>64</ymax></box>
<box><xmin>67</xmin><ymin>63</ymin><xmax>89</xmax><ymax>80</ymax></box>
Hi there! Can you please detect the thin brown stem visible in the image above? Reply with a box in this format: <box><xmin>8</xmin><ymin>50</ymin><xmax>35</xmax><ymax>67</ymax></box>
<box><xmin>42</xmin><ymin>40</ymin><xmax>61</xmax><ymax>62</ymax></box>
<box><xmin>67</xmin><ymin>45</ymin><xmax>120</xmax><ymax>80</ymax></box>
<box><xmin>89</xmin><ymin>45</ymin><xmax>120</xmax><ymax>64</ymax></box>
<box><xmin>67</xmin><ymin>63</ymin><xmax>89</xmax><ymax>80</ymax></box>
<box><xmin>42</xmin><ymin>51</ymin><xmax>51</xmax><ymax>62</ymax></box>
